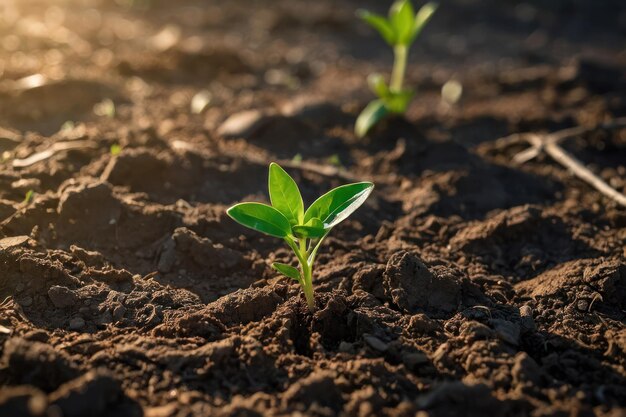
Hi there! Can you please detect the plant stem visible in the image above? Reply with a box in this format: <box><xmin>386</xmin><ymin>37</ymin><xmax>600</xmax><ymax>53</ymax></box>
<box><xmin>390</xmin><ymin>44</ymin><xmax>408</xmax><ymax>92</ymax></box>
<box><xmin>287</xmin><ymin>237</ymin><xmax>316</xmax><ymax>312</ymax></box>
<box><xmin>301</xmin><ymin>261</ymin><xmax>315</xmax><ymax>312</ymax></box>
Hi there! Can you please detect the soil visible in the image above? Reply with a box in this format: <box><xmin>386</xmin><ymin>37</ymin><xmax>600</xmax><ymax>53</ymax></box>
<box><xmin>0</xmin><ymin>0</ymin><xmax>625</xmax><ymax>416</ymax></box>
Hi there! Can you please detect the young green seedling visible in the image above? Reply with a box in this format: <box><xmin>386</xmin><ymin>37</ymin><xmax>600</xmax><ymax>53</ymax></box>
<box><xmin>227</xmin><ymin>163</ymin><xmax>374</xmax><ymax>311</ymax></box>
<box><xmin>355</xmin><ymin>0</ymin><xmax>437</xmax><ymax>137</ymax></box>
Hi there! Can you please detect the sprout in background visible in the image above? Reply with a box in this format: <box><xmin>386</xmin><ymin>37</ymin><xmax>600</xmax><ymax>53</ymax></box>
<box><xmin>356</xmin><ymin>1</ymin><xmax>437</xmax><ymax>137</ymax></box>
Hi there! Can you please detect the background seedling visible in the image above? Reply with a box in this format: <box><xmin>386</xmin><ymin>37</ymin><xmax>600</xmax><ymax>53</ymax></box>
<box><xmin>227</xmin><ymin>163</ymin><xmax>374</xmax><ymax>311</ymax></box>
<box><xmin>356</xmin><ymin>0</ymin><xmax>437</xmax><ymax>137</ymax></box>
<box><xmin>110</xmin><ymin>143</ymin><xmax>122</xmax><ymax>156</ymax></box>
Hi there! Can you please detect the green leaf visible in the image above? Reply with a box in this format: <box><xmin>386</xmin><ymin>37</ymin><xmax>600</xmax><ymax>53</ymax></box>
<box><xmin>292</xmin><ymin>217</ymin><xmax>326</xmax><ymax>239</ymax></box>
<box><xmin>411</xmin><ymin>2</ymin><xmax>438</xmax><ymax>43</ymax></box>
<box><xmin>227</xmin><ymin>203</ymin><xmax>292</xmax><ymax>238</ymax></box>
<box><xmin>389</xmin><ymin>0</ymin><xmax>415</xmax><ymax>45</ymax></box>
<box><xmin>367</xmin><ymin>73</ymin><xmax>390</xmax><ymax>99</ymax></box>
<box><xmin>357</xmin><ymin>10</ymin><xmax>395</xmax><ymax>45</ymax></box>
<box><xmin>384</xmin><ymin>89</ymin><xmax>414</xmax><ymax>113</ymax></box>
<box><xmin>272</xmin><ymin>262</ymin><xmax>301</xmax><ymax>281</ymax></box>
<box><xmin>304</xmin><ymin>182</ymin><xmax>374</xmax><ymax>229</ymax></box>
<box><xmin>355</xmin><ymin>99</ymin><xmax>389</xmax><ymax>138</ymax></box>
<box><xmin>268</xmin><ymin>162</ymin><xmax>304</xmax><ymax>224</ymax></box>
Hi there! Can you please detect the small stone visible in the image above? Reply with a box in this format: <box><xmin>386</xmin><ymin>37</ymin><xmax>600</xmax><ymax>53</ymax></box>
<box><xmin>112</xmin><ymin>304</ymin><xmax>126</xmax><ymax>321</ymax></box>
<box><xmin>519</xmin><ymin>305</ymin><xmax>536</xmax><ymax>333</ymax></box>
<box><xmin>576</xmin><ymin>299</ymin><xmax>589</xmax><ymax>312</ymax></box>
<box><xmin>157</xmin><ymin>238</ymin><xmax>177</xmax><ymax>273</ymax></box>
<box><xmin>217</xmin><ymin>109</ymin><xmax>273</xmax><ymax>138</ymax></box>
<box><xmin>69</xmin><ymin>317</ymin><xmax>85</xmax><ymax>330</ymax></box>
<box><xmin>363</xmin><ymin>334</ymin><xmax>388</xmax><ymax>352</ymax></box>
<box><xmin>490</xmin><ymin>319</ymin><xmax>520</xmax><ymax>346</ymax></box>
<box><xmin>96</xmin><ymin>311</ymin><xmax>113</xmax><ymax>326</ymax></box>
<box><xmin>190</xmin><ymin>90</ymin><xmax>212</xmax><ymax>114</ymax></box>
<box><xmin>18</xmin><ymin>296</ymin><xmax>33</xmax><ymax>307</ymax></box>
<box><xmin>0</xmin><ymin>236</ymin><xmax>30</xmax><ymax>250</ymax></box>
<box><xmin>338</xmin><ymin>341</ymin><xmax>353</xmax><ymax>353</ymax></box>
<box><xmin>48</xmin><ymin>286</ymin><xmax>79</xmax><ymax>309</ymax></box>
<box><xmin>512</xmin><ymin>352</ymin><xmax>542</xmax><ymax>385</ymax></box>
<box><xmin>403</xmin><ymin>352</ymin><xmax>429</xmax><ymax>369</ymax></box>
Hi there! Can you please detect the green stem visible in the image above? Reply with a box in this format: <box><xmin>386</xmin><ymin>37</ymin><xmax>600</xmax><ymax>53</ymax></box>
<box><xmin>390</xmin><ymin>44</ymin><xmax>407</xmax><ymax>92</ymax></box>
<box><xmin>286</xmin><ymin>237</ymin><xmax>316</xmax><ymax>312</ymax></box>
<box><xmin>301</xmin><ymin>261</ymin><xmax>315</xmax><ymax>312</ymax></box>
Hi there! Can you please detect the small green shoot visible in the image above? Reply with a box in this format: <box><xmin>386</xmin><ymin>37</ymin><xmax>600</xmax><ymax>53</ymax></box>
<box><xmin>326</xmin><ymin>154</ymin><xmax>343</xmax><ymax>168</ymax></box>
<box><xmin>227</xmin><ymin>163</ymin><xmax>374</xmax><ymax>311</ymax></box>
<box><xmin>110</xmin><ymin>143</ymin><xmax>122</xmax><ymax>156</ymax></box>
<box><xmin>356</xmin><ymin>1</ymin><xmax>437</xmax><ymax>137</ymax></box>
<box><xmin>291</xmin><ymin>153</ymin><xmax>303</xmax><ymax>164</ymax></box>
<box><xmin>23</xmin><ymin>189</ymin><xmax>34</xmax><ymax>205</ymax></box>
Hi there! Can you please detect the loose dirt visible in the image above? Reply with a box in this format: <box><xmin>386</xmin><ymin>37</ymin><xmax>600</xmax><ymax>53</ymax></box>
<box><xmin>0</xmin><ymin>0</ymin><xmax>625</xmax><ymax>416</ymax></box>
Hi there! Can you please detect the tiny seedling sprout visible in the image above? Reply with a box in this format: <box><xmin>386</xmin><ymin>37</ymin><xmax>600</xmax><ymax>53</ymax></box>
<box><xmin>227</xmin><ymin>163</ymin><xmax>374</xmax><ymax>311</ymax></box>
<box><xmin>355</xmin><ymin>0</ymin><xmax>437</xmax><ymax>137</ymax></box>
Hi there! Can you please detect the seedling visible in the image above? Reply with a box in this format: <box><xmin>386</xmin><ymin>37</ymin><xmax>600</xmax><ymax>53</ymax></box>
<box><xmin>227</xmin><ymin>163</ymin><xmax>374</xmax><ymax>311</ymax></box>
<box><xmin>110</xmin><ymin>143</ymin><xmax>122</xmax><ymax>156</ymax></box>
<box><xmin>355</xmin><ymin>0</ymin><xmax>437</xmax><ymax>137</ymax></box>
<box><xmin>22</xmin><ymin>189</ymin><xmax>34</xmax><ymax>205</ymax></box>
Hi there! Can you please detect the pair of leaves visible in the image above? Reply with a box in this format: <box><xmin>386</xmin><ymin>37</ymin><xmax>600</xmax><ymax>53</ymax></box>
<box><xmin>368</xmin><ymin>74</ymin><xmax>414</xmax><ymax>113</ymax></box>
<box><xmin>227</xmin><ymin>163</ymin><xmax>374</xmax><ymax>240</ymax></box>
<box><xmin>355</xmin><ymin>75</ymin><xmax>414</xmax><ymax>137</ymax></box>
<box><xmin>358</xmin><ymin>1</ymin><xmax>438</xmax><ymax>47</ymax></box>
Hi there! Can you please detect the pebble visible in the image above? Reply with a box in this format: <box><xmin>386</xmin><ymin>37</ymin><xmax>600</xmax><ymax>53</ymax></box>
<box><xmin>48</xmin><ymin>286</ymin><xmax>79</xmax><ymax>309</ymax></box>
<box><xmin>217</xmin><ymin>109</ymin><xmax>272</xmax><ymax>138</ymax></box>
<box><xmin>338</xmin><ymin>341</ymin><xmax>353</xmax><ymax>353</ymax></box>
<box><xmin>519</xmin><ymin>305</ymin><xmax>536</xmax><ymax>333</ymax></box>
<box><xmin>403</xmin><ymin>352</ymin><xmax>429</xmax><ymax>369</ymax></box>
<box><xmin>19</xmin><ymin>296</ymin><xmax>33</xmax><ymax>307</ymax></box>
<box><xmin>112</xmin><ymin>304</ymin><xmax>127</xmax><ymax>321</ymax></box>
<box><xmin>69</xmin><ymin>317</ymin><xmax>85</xmax><ymax>330</ymax></box>
<box><xmin>190</xmin><ymin>90</ymin><xmax>212</xmax><ymax>114</ymax></box>
<box><xmin>0</xmin><ymin>235</ymin><xmax>30</xmax><ymax>250</ymax></box>
<box><xmin>490</xmin><ymin>319</ymin><xmax>520</xmax><ymax>346</ymax></box>
<box><xmin>363</xmin><ymin>334</ymin><xmax>388</xmax><ymax>352</ymax></box>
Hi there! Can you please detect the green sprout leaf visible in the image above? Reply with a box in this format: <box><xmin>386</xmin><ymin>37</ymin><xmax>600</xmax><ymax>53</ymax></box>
<box><xmin>268</xmin><ymin>162</ymin><xmax>304</xmax><ymax>224</ymax></box>
<box><xmin>227</xmin><ymin>163</ymin><xmax>374</xmax><ymax>312</ymax></box>
<box><xmin>110</xmin><ymin>143</ymin><xmax>122</xmax><ymax>156</ymax></box>
<box><xmin>355</xmin><ymin>99</ymin><xmax>389</xmax><ymax>138</ymax></box>
<box><xmin>385</xmin><ymin>89</ymin><xmax>415</xmax><ymax>113</ymax></box>
<box><xmin>304</xmin><ymin>182</ymin><xmax>374</xmax><ymax>229</ymax></box>
<box><xmin>412</xmin><ymin>2</ymin><xmax>438</xmax><ymax>42</ymax></box>
<box><xmin>272</xmin><ymin>262</ymin><xmax>301</xmax><ymax>281</ymax></box>
<box><xmin>367</xmin><ymin>74</ymin><xmax>390</xmax><ymax>98</ymax></box>
<box><xmin>390</xmin><ymin>0</ymin><xmax>415</xmax><ymax>45</ymax></box>
<box><xmin>357</xmin><ymin>10</ymin><xmax>395</xmax><ymax>45</ymax></box>
<box><xmin>227</xmin><ymin>203</ymin><xmax>292</xmax><ymax>238</ymax></box>
<box><xmin>23</xmin><ymin>189</ymin><xmax>34</xmax><ymax>205</ymax></box>
<box><xmin>292</xmin><ymin>217</ymin><xmax>326</xmax><ymax>239</ymax></box>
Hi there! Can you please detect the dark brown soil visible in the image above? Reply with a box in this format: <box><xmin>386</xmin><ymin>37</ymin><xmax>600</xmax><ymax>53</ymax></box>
<box><xmin>1</xmin><ymin>0</ymin><xmax>625</xmax><ymax>416</ymax></box>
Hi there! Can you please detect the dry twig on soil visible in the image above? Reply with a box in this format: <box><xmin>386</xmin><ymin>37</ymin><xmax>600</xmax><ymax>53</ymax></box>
<box><xmin>496</xmin><ymin>118</ymin><xmax>626</xmax><ymax>207</ymax></box>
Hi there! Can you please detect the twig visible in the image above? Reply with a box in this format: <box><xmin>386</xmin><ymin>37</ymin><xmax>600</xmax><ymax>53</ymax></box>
<box><xmin>529</xmin><ymin>134</ymin><xmax>626</xmax><ymax>207</ymax></box>
<box><xmin>496</xmin><ymin>119</ymin><xmax>626</xmax><ymax>207</ymax></box>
